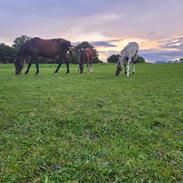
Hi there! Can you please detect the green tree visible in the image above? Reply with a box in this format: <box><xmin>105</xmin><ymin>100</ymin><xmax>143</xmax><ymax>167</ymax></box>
<box><xmin>75</xmin><ymin>41</ymin><xmax>92</xmax><ymax>50</ymax></box>
<box><xmin>12</xmin><ymin>35</ymin><xmax>32</xmax><ymax>51</ymax></box>
<box><xmin>70</xmin><ymin>41</ymin><xmax>100</xmax><ymax>64</ymax></box>
<box><xmin>0</xmin><ymin>43</ymin><xmax>16</xmax><ymax>64</ymax></box>
<box><xmin>136</xmin><ymin>56</ymin><xmax>146</xmax><ymax>63</ymax></box>
<box><xmin>107</xmin><ymin>55</ymin><xmax>120</xmax><ymax>63</ymax></box>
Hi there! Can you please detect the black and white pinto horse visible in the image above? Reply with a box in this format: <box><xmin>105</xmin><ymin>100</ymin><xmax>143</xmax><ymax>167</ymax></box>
<box><xmin>115</xmin><ymin>42</ymin><xmax>139</xmax><ymax>77</ymax></box>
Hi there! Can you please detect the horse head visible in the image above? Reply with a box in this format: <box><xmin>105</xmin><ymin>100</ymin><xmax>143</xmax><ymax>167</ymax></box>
<box><xmin>67</xmin><ymin>45</ymin><xmax>75</xmax><ymax>56</ymax></box>
<box><xmin>15</xmin><ymin>57</ymin><xmax>24</xmax><ymax>75</ymax></box>
<box><xmin>115</xmin><ymin>62</ymin><xmax>122</xmax><ymax>76</ymax></box>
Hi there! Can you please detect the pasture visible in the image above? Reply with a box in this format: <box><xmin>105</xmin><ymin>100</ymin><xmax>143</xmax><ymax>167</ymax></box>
<box><xmin>0</xmin><ymin>63</ymin><xmax>183</xmax><ymax>182</ymax></box>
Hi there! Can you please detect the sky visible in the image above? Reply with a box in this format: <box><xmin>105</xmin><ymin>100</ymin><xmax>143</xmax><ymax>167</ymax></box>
<box><xmin>0</xmin><ymin>0</ymin><xmax>183</xmax><ymax>62</ymax></box>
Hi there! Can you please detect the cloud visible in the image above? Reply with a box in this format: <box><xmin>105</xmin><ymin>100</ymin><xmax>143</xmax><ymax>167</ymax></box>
<box><xmin>91</xmin><ymin>41</ymin><xmax>117</xmax><ymax>48</ymax></box>
<box><xmin>141</xmin><ymin>36</ymin><xmax>183</xmax><ymax>62</ymax></box>
<box><xmin>160</xmin><ymin>37</ymin><xmax>183</xmax><ymax>50</ymax></box>
<box><xmin>140</xmin><ymin>49</ymin><xmax>183</xmax><ymax>62</ymax></box>
<box><xmin>97</xmin><ymin>36</ymin><xmax>183</xmax><ymax>62</ymax></box>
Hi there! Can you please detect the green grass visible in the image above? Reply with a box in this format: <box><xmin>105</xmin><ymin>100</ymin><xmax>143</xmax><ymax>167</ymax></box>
<box><xmin>0</xmin><ymin>63</ymin><xmax>183</xmax><ymax>183</ymax></box>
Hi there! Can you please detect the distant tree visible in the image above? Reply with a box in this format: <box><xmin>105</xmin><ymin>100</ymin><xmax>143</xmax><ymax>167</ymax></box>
<box><xmin>0</xmin><ymin>43</ymin><xmax>16</xmax><ymax>64</ymax></box>
<box><xmin>92</xmin><ymin>48</ymin><xmax>100</xmax><ymax>63</ymax></box>
<box><xmin>179</xmin><ymin>58</ymin><xmax>183</xmax><ymax>63</ymax></box>
<box><xmin>75</xmin><ymin>41</ymin><xmax>92</xmax><ymax>50</ymax></box>
<box><xmin>107</xmin><ymin>54</ymin><xmax>146</xmax><ymax>64</ymax></box>
<box><xmin>12</xmin><ymin>35</ymin><xmax>32</xmax><ymax>51</ymax></box>
<box><xmin>136</xmin><ymin>56</ymin><xmax>146</xmax><ymax>63</ymax></box>
<box><xmin>107</xmin><ymin>54</ymin><xmax>120</xmax><ymax>63</ymax></box>
<box><xmin>70</xmin><ymin>41</ymin><xmax>100</xmax><ymax>64</ymax></box>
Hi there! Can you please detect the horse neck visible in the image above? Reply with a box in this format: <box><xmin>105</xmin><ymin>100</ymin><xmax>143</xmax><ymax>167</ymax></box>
<box><xmin>17</xmin><ymin>53</ymin><xmax>26</xmax><ymax>64</ymax></box>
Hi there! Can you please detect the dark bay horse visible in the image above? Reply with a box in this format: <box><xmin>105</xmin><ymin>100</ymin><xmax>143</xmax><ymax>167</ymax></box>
<box><xmin>15</xmin><ymin>37</ymin><xmax>72</xmax><ymax>75</ymax></box>
<box><xmin>78</xmin><ymin>47</ymin><xmax>94</xmax><ymax>74</ymax></box>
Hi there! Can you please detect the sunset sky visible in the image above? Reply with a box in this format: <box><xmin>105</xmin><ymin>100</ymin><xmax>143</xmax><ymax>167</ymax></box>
<box><xmin>0</xmin><ymin>0</ymin><xmax>183</xmax><ymax>62</ymax></box>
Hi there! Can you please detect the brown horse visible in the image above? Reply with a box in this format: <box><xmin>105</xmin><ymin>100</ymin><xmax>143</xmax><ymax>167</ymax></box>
<box><xmin>78</xmin><ymin>47</ymin><xmax>94</xmax><ymax>74</ymax></box>
<box><xmin>15</xmin><ymin>37</ymin><xmax>72</xmax><ymax>75</ymax></box>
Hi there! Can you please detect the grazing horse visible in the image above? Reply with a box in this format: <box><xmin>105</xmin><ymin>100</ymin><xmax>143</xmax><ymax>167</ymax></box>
<box><xmin>115</xmin><ymin>42</ymin><xmax>139</xmax><ymax>77</ymax></box>
<box><xmin>78</xmin><ymin>47</ymin><xmax>94</xmax><ymax>74</ymax></box>
<box><xmin>15</xmin><ymin>37</ymin><xmax>72</xmax><ymax>75</ymax></box>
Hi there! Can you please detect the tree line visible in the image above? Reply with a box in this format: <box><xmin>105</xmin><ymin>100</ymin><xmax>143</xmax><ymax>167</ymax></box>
<box><xmin>107</xmin><ymin>54</ymin><xmax>146</xmax><ymax>64</ymax></box>
<box><xmin>1</xmin><ymin>35</ymin><xmax>149</xmax><ymax>64</ymax></box>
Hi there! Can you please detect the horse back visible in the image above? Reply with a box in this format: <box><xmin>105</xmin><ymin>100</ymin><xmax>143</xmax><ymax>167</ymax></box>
<box><xmin>20</xmin><ymin>37</ymin><xmax>70</xmax><ymax>58</ymax></box>
<box><xmin>85</xmin><ymin>48</ymin><xmax>94</xmax><ymax>60</ymax></box>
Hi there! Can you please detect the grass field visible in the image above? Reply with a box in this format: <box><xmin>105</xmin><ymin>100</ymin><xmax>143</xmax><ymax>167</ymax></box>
<box><xmin>0</xmin><ymin>63</ymin><xmax>183</xmax><ymax>183</ymax></box>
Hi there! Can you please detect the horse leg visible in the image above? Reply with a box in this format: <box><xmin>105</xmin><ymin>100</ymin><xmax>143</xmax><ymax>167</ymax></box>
<box><xmin>89</xmin><ymin>63</ymin><xmax>93</xmax><ymax>73</ymax></box>
<box><xmin>133</xmin><ymin>54</ymin><xmax>137</xmax><ymax>74</ymax></box>
<box><xmin>24</xmin><ymin>63</ymin><xmax>32</xmax><ymax>74</ymax></box>
<box><xmin>55</xmin><ymin>54</ymin><xmax>70</xmax><ymax>74</ymax></box>
<box><xmin>78</xmin><ymin>56</ymin><xmax>83</xmax><ymax>74</ymax></box>
<box><xmin>55</xmin><ymin>63</ymin><xmax>62</xmax><ymax>73</ymax></box>
<box><xmin>35</xmin><ymin>62</ymin><xmax>39</xmax><ymax>75</ymax></box>
<box><xmin>124</xmin><ymin>63</ymin><xmax>127</xmax><ymax>75</ymax></box>
<box><xmin>55</xmin><ymin>55</ymin><xmax>63</xmax><ymax>74</ymax></box>
<box><xmin>133</xmin><ymin>64</ymin><xmax>136</xmax><ymax>74</ymax></box>
<box><xmin>30</xmin><ymin>53</ymin><xmax>39</xmax><ymax>75</ymax></box>
<box><xmin>65</xmin><ymin>62</ymin><xmax>70</xmax><ymax>74</ymax></box>
<box><xmin>64</xmin><ymin>55</ymin><xmax>70</xmax><ymax>74</ymax></box>
<box><xmin>87</xmin><ymin>63</ymin><xmax>90</xmax><ymax>73</ymax></box>
<box><xmin>127</xmin><ymin>58</ymin><xmax>131</xmax><ymax>77</ymax></box>
<box><xmin>88</xmin><ymin>64</ymin><xmax>92</xmax><ymax>73</ymax></box>
<box><xmin>79</xmin><ymin>63</ymin><xmax>84</xmax><ymax>74</ymax></box>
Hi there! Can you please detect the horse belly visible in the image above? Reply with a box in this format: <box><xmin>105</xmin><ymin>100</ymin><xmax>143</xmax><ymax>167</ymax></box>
<box><xmin>39</xmin><ymin>48</ymin><xmax>58</xmax><ymax>58</ymax></box>
<box><xmin>36</xmin><ymin>40</ymin><xmax>59</xmax><ymax>58</ymax></box>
